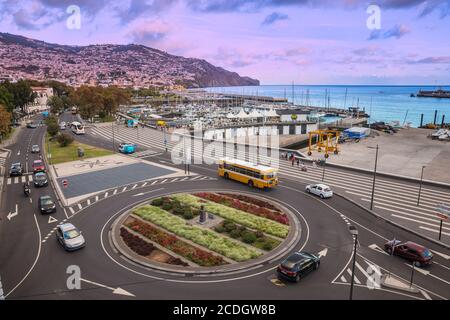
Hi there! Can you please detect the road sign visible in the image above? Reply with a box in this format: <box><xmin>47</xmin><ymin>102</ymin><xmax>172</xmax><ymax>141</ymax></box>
<box><xmin>62</xmin><ymin>179</ymin><xmax>68</xmax><ymax>188</ymax></box>
<box><xmin>436</xmin><ymin>203</ymin><xmax>449</xmax><ymax>220</ymax></box>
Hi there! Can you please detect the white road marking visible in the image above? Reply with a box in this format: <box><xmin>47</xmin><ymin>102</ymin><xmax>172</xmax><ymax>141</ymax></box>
<box><xmin>346</xmin><ymin>268</ymin><xmax>361</xmax><ymax>284</ymax></box>
<box><xmin>113</xmin><ymin>189</ymin><xmax>118</xmax><ymax>195</ymax></box>
<box><xmin>14</xmin><ymin>177</ymin><xmax>18</xmax><ymax>184</ymax></box>
<box><xmin>340</xmin><ymin>276</ymin><xmax>347</xmax><ymax>283</ymax></box>
<box><xmin>80</xmin><ymin>278</ymin><xmax>135</xmax><ymax>297</ymax></box>
<box><xmin>151</xmin><ymin>180</ymin><xmax>158</xmax><ymax>185</ymax></box>
<box><xmin>95</xmin><ymin>196</ymin><xmax>99</xmax><ymax>202</ymax></box>
<box><xmin>132</xmin><ymin>184</ymin><xmax>138</xmax><ymax>189</ymax></box>
<box><xmin>5</xmin><ymin>214</ymin><xmax>41</xmax><ymax>298</ymax></box>
<box><xmin>389</xmin><ymin>214</ymin><xmax>450</xmax><ymax>231</ymax></box>
<box><xmin>142</xmin><ymin>182</ymin><xmax>148</xmax><ymax>187</ymax></box>
<box><xmin>21</xmin><ymin>176</ymin><xmax>26</xmax><ymax>183</ymax></box>
<box><xmin>419</xmin><ymin>226</ymin><xmax>450</xmax><ymax>237</ymax></box>
<box><xmin>104</xmin><ymin>192</ymin><xmax>109</xmax><ymax>198</ymax></box>
<box><xmin>87</xmin><ymin>199</ymin><xmax>91</xmax><ymax>206</ymax></box>
<box><xmin>6</xmin><ymin>178</ymin><xmax>11</xmax><ymax>185</ymax></box>
<box><xmin>122</xmin><ymin>187</ymin><xmax>127</xmax><ymax>192</ymax></box>
<box><xmin>77</xmin><ymin>203</ymin><xmax>82</xmax><ymax>210</ymax></box>
<box><xmin>161</xmin><ymin>179</ymin><xmax>167</xmax><ymax>183</ymax></box>
<box><xmin>69</xmin><ymin>207</ymin><xmax>75</xmax><ymax>215</ymax></box>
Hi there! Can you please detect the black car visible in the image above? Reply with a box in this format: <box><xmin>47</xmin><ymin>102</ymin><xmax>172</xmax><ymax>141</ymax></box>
<box><xmin>9</xmin><ymin>162</ymin><xmax>23</xmax><ymax>177</ymax></box>
<box><xmin>277</xmin><ymin>252</ymin><xmax>320</xmax><ymax>282</ymax></box>
<box><xmin>38</xmin><ymin>195</ymin><xmax>56</xmax><ymax>214</ymax></box>
<box><xmin>34</xmin><ymin>172</ymin><xmax>48</xmax><ymax>187</ymax></box>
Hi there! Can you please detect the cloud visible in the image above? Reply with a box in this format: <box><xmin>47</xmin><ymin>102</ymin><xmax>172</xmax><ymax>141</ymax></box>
<box><xmin>128</xmin><ymin>19</ymin><xmax>171</xmax><ymax>44</ymax></box>
<box><xmin>262</xmin><ymin>12</ymin><xmax>288</xmax><ymax>25</ymax></box>
<box><xmin>11</xmin><ymin>0</ymin><xmax>63</xmax><ymax>30</ymax></box>
<box><xmin>368</xmin><ymin>24</ymin><xmax>410</xmax><ymax>40</ymax></box>
<box><xmin>117</xmin><ymin>0</ymin><xmax>178</xmax><ymax>24</ymax></box>
<box><xmin>408</xmin><ymin>56</ymin><xmax>450</xmax><ymax>64</ymax></box>
<box><xmin>352</xmin><ymin>46</ymin><xmax>383</xmax><ymax>56</ymax></box>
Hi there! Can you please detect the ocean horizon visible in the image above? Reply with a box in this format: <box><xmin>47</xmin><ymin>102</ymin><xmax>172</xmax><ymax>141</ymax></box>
<box><xmin>205</xmin><ymin>85</ymin><xmax>450</xmax><ymax>128</ymax></box>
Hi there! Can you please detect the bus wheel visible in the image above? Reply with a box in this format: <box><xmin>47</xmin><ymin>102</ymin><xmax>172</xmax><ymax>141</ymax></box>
<box><xmin>248</xmin><ymin>180</ymin><xmax>254</xmax><ymax>188</ymax></box>
<box><xmin>224</xmin><ymin>173</ymin><xmax>229</xmax><ymax>179</ymax></box>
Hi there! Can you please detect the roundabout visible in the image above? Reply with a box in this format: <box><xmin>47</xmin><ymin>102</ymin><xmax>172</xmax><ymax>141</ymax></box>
<box><xmin>3</xmin><ymin>171</ymin><xmax>449</xmax><ymax>300</ymax></box>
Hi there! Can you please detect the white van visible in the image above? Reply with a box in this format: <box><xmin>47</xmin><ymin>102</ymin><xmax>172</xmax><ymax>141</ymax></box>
<box><xmin>71</xmin><ymin>121</ymin><xmax>85</xmax><ymax>135</ymax></box>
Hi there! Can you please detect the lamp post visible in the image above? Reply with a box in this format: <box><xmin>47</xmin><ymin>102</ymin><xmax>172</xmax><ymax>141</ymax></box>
<box><xmin>349</xmin><ymin>225</ymin><xmax>359</xmax><ymax>300</ymax></box>
<box><xmin>417</xmin><ymin>165</ymin><xmax>426</xmax><ymax>206</ymax></box>
<box><xmin>321</xmin><ymin>157</ymin><xmax>326</xmax><ymax>182</ymax></box>
<box><xmin>112</xmin><ymin>121</ymin><xmax>115</xmax><ymax>153</ymax></box>
<box><xmin>368</xmin><ymin>144</ymin><xmax>379</xmax><ymax>211</ymax></box>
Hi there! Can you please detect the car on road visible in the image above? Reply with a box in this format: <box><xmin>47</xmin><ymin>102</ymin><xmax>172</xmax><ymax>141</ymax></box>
<box><xmin>56</xmin><ymin>223</ymin><xmax>86</xmax><ymax>251</ymax></box>
<box><xmin>305</xmin><ymin>183</ymin><xmax>333</xmax><ymax>198</ymax></box>
<box><xmin>9</xmin><ymin>162</ymin><xmax>23</xmax><ymax>176</ymax></box>
<box><xmin>32</xmin><ymin>159</ymin><xmax>45</xmax><ymax>173</ymax></box>
<box><xmin>31</xmin><ymin>144</ymin><xmax>40</xmax><ymax>153</ymax></box>
<box><xmin>384</xmin><ymin>240</ymin><xmax>433</xmax><ymax>267</ymax></box>
<box><xmin>38</xmin><ymin>195</ymin><xmax>56</xmax><ymax>214</ymax></box>
<box><xmin>33</xmin><ymin>172</ymin><xmax>48</xmax><ymax>188</ymax></box>
<box><xmin>59</xmin><ymin>121</ymin><xmax>66</xmax><ymax>130</ymax></box>
<box><xmin>26</xmin><ymin>122</ymin><xmax>37</xmax><ymax>129</ymax></box>
<box><xmin>118</xmin><ymin>142</ymin><xmax>137</xmax><ymax>154</ymax></box>
<box><xmin>277</xmin><ymin>251</ymin><xmax>320</xmax><ymax>282</ymax></box>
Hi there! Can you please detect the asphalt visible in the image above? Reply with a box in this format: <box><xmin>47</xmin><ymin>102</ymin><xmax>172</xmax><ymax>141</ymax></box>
<box><xmin>0</xmin><ymin>113</ymin><xmax>448</xmax><ymax>300</ymax></box>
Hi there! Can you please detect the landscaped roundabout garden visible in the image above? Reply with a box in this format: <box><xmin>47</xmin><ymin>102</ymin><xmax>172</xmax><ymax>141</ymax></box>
<box><xmin>113</xmin><ymin>192</ymin><xmax>297</xmax><ymax>272</ymax></box>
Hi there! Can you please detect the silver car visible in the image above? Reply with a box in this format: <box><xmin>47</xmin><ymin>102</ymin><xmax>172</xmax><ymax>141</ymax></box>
<box><xmin>31</xmin><ymin>144</ymin><xmax>40</xmax><ymax>153</ymax></box>
<box><xmin>305</xmin><ymin>183</ymin><xmax>333</xmax><ymax>199</ymax></box>
<box><xmin>56</xmin><ymin>223</ymin><xmax>86</xmax><ymax>251</ymax></box>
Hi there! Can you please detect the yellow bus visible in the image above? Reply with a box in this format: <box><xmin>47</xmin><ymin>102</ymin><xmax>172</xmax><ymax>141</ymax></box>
<box><xmin>218</xmin><ymin>158</ymin><xmax>278</xmax><ymax>189</ymax></box>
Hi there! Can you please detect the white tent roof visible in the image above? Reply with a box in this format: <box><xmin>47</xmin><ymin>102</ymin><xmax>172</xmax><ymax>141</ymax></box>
<box><xmin>249</xmin><ymin>109</ymin><xmax>264</xmax><ymax>118</ymax></box>
<box><xmin>262</xmin><ymin>108</ymin><xmax>279</xmax><ymax>117</ymax></box>
<box><xmin>236</xmin><ymin>108</ymin><xmax>250</xmax><ymax>118</ymax></box>
<box><xmin>226</xmin><ymin>112</ymin><xmax>237</xmax><ymax>119</ymax></box>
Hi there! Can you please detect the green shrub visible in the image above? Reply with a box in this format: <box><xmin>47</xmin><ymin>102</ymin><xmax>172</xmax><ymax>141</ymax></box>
<box><xmin>242</xmin><ymin>232</ymin><xmax>257</xmax><ymax>244</ymax></box>
<box><xmin>172</xmin><ymin>204</ymin><xmax>184</xmax><ymax>215</ymax></box>
<box><xmin>151</xmin><ymin>198</ymin><xmax>163</xmax><ymax>206</ymax></box>
<box><xmin>214</xmin><ymin>226</ymin><xmax>225</xmax><ymax>233</ymax></box>
<box><xmin>56</xmin><ymin>132</ymin><xmax>74</xmax><ymax>147</ymax></box>
<box><xmin>238</xmin><ymin>225</ymin><xmax>247</xmax><ymax>232</ymax></box>
<box><xmin>162</xmin><ymin>203</ymin><xmax>173</xmax><ymax>211</ymax></box>
<box><xmin>224</xmin><ymin>222</ymin><xmax>237</xmax><ymax>232</ymax></box>
<box><xmin>262</xmin><ymin>242</ymin><xmax>273</xmax><ymax>251</ymax></box>
<box><xmin>183</xmin><ymin>211</ymin><xmax>194</xmax><ymax>220</ymax></box>
<box><xmin>230</xmin><ymin>229</ymin><xmax>241</xmax><ymax>239</ymax></box>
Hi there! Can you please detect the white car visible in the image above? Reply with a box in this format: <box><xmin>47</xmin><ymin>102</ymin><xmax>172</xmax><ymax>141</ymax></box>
<box><xmin>56</xmin><ymin>223</ymin><xmax>86</xmax><ymax>251</ymax></box>
<box><xmin>305</xmin><ymin>184</ymin><xmax>333</xmax><ymax>198</ymax></box>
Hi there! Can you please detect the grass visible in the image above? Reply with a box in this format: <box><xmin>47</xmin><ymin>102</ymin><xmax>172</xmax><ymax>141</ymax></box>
<box><xmin>171</xmin><ymin>194</ymin><xmax>290</xmax><ymax>238</ymax></box>
<box><xmin>133</xmin><ymin>205</ymin><xmax>261</xmax><ymax>262</ymax></box>
<box><xmin>45</xmin><ymin>134</ymin><xmax>113</xmax><ymax>164</ymax></box>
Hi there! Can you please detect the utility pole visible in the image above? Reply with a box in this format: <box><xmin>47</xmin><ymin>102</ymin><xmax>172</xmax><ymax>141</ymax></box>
<box><xmin>369</xmin><ymin>144</ymin><xmax>379</xmax><ymax>211</ymax></box>
<box><xmin>417</xmin><ymin>165</ymin><xmax>426</xmax><ymax>206</ymax></box>
<box><xmin>349</xmin><ymin>226</ymin><xmax>358</xmax><ymax>300</ymax></box>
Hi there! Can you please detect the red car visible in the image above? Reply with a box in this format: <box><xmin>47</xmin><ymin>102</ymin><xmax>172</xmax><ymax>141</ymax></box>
<box><xmin>32</xmin><ymin>160</ymin><xmax>46</xmax><ymax>173</ymax></box>
<box><xmin>384</xmin><ymin>240</ymin><xmax>433</xmax><ymax>267</ymax></box>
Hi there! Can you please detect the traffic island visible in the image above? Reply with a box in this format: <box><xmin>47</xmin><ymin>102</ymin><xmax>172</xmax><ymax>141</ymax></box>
<box><xmin>111</xmin><ymin>191</ymin><xmax>301</xmax><ymax>276</ymax></box>
<box><xmin>380</xmin><ymin>274</ymin><xmax>420</xmax><ymax>293</ymax></box>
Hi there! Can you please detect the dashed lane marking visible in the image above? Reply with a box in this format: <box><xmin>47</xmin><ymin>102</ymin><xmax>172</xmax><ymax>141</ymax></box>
<box><xmin>69</xmin><ymin>207</ymin><xmax>75</xmax><ymax>215</ymax></box>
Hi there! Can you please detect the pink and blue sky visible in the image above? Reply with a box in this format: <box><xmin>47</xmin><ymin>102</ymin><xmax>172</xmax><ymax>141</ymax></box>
<box><xmin>1</xmin><ymin>0</ymin><xmax>449</xmax><ymax>84</ymax></box>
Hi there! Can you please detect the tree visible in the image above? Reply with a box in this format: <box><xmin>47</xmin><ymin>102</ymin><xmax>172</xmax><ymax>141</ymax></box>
<box><xmin>0</xmin><ymin>104</ymin><xmax>12</xmax><ymax>138</ymax></box>
<box><xmin>6</xmin><ymin>80</ymin><xmax>35</xmax><ymax>111</ymax></box>
<box><xmin>46</xmin><ymin>115</ymin><xmax>59</xmax><ymax>137</ymax></box>
<box><xmin>57</xmin><ymin>132</ymin><xmax>74</xmax><ymax>147</ymax></box>
<box><xmin>0</xmin><ymin>86</ymin><xmax>14</xmax><ymax>112</ymax></box>
<box><xmin>48</xmin><ymin>96</ymin><xmax>64</xmax><ymax>115</ymax></box>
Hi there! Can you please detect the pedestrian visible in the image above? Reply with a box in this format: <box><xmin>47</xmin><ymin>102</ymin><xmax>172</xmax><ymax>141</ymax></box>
<box><xmin>297</xmin><ymin>158</ymin><xmax>300</xmax><ymax>166</ymax></box>
<box><xmin>291</xmin><ymin>157</ymin><xmax>295</xmax><ymax>166</ymax></box>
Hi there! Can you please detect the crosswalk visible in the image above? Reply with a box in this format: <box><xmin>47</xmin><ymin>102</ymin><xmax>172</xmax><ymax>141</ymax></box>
<box><xmin>0</xmin><ymin>152</ymin><xmax>7</xmax><ymax>167</ymax></box>
<box><xmin>89</xmin><ymin>125</ymin><xmax>450</xmax><ymax>241</ymax></box>
<box><xmin>6</xmin><ymin>174</ymin><xmax>33</xmax><ymax>185</ymax></box>
<box><xmin>130</xmin><ymin>150</ymin><xmax>163</xmax><ymax>158</ymax></box>
<box><xmin>334</xmin><ymin>255</ymin><xmax>383</xmax><ymax>289</ymax></box>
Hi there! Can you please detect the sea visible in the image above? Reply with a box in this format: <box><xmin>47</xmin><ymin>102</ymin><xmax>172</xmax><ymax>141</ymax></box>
<box><xmin>204</xmin><ymin>85</ymin><xmax>450</xmax><ymax>128</ymax></box>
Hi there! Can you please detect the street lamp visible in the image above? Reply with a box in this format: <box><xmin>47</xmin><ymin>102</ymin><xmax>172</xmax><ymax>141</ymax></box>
<box><xmin>111</xmin><ymin>121</ymin><xmax>115</xmax><ymax>153</ymax></box>
<box><xmin>321</xmin><ymin>157</ymin><xmax>326</xmax><ymax>182</ymax></box>
<box><xmin>417</xmin><ymin>165</ymin><xmax>426</xmax><ymax>206</ymax></box>
<box><xmin>348</xmin><ymin>225</ymin><xmax>359</xmax><ymax>300</ymax></box>
<box><xmin>368</xmin><ymin>144</ymin><xmax>379</xmax><ymax>211</ymax></box>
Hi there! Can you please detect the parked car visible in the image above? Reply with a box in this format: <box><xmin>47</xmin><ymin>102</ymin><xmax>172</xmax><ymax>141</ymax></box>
<box><xmin>56</xmin><ymin>223</ymin><xmax>86</xmax><ymax>251</ymax></box>
<box><xmin>9</xmin><ymin>162</ymin><xmax>23</xmax><ymax>176</ymax></box>
<box><xmin>305</xmin><ymin>184</ymin><xmax>333</xmax><ymax>198</ymax></box>
<box><xmin>26</xmin><ymin>122</ymin><xmax>37</xmax><ymax>129</ymax></box>
<box><xmin>31</xmin><ymin>144</ymin><xmax>40</xmax><ymax>153</ymax></box>
<box><xmin>32</xmin><ymin>159</ymin><xmax>45</xmax><ymax>173</ymax></box>
<box><xmin>277</xmin><ymin>251</ymin><xmax>320</xmax><ymax>282</ymax></box>
<box><xmin>38</xmin><ymin>195</ymin><xmax>56</xmax><ymax>214</ymax></box>
<box><xmin>384</xmin><ymin>240</ymin><xmax>433</xmax><ymax>267</ymax></box>
<box><xmin>33</xmin><ymin>172</ymin><xmax>48</xmax><ymax>188</ymax></box>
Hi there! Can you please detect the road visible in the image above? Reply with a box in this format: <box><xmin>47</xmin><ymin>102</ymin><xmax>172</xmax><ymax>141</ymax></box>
<box><xmin>0</xmin><ymin>113</ymin><xmax>448</xmax><ymax>300</ymax></box>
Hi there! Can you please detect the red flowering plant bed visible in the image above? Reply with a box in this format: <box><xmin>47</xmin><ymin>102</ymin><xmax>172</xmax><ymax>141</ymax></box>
<box><xmin>120</xmin><ymin>227</ymin><xmax>188</xmax><ymax>266</ymax></box>
<box><xmin>218</xmin><ymin>193</ymin><xmax>282</xmax><ymax>212</ymax></box>
<box><xmin>194</xmin><ymin>192</ymin><xmax>289</xmax><ymax>225</ymax></box>
<box><xmin>125</xmin><ymin>219</ymin><xmax>227</xmax><ymax>267</ymax></box>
